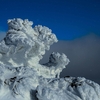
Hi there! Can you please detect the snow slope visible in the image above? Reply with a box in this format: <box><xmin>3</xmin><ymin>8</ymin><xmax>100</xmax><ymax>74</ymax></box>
<box><xmin>0</xmin><ymin>18</ymin><xmax>99</xmax><ymax>100</ymax></box>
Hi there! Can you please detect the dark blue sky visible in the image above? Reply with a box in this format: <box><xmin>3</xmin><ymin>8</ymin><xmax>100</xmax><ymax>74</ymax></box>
<box><xmin>0</xmin><ymin>0</ymin><xmax>100</xmax><ymax>40</ymax></box>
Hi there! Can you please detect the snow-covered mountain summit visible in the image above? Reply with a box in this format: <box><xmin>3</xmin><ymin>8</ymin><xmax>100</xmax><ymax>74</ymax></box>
<box><xmin>0</xmin><ymin>18</ymin><xmax>100</xmax><ymax>100</ymax></box>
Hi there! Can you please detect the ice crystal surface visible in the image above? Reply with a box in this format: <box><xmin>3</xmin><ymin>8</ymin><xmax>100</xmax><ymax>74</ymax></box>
<box><xmin>0</xmin><ymin>18</ymin><xmax>100</xmax><ymax>100</ymax></box>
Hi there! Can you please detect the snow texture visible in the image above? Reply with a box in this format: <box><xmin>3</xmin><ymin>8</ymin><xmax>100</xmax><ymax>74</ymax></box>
<box><xmin>0</xmin><ymin>18</ymin><xmax>100</xmax><ymax>100</ymax></box>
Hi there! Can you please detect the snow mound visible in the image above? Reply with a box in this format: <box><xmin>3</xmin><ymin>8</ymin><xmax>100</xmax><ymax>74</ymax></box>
<box><xmin>37</xmin><ymin>77</ymin><xmax>100</xmax><ymax>100</ymax></box>
<box><xmin>0</xmin><ymin>18</ymin><xmax>100</xmax><ymax>100</ymax></box>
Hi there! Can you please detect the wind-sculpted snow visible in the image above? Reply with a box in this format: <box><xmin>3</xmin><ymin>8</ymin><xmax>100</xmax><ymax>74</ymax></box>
<box><xmin>37</xmin><ymin>77</ymin><xmax>100</xmax><ymax>100</ymax></box>
<box><xmin>0</xmin><ymin>19</ymin><xmax>57</xmax><ymax>66</ymax></box>
<box><xmin>0</xmin><ymin>18</ymin><xmax>99</xmax><ymax>100</ymax></box>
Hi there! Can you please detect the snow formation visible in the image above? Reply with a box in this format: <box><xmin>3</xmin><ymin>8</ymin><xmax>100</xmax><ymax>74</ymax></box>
<box><xmin>0</xmin><ymin>18</ymin><xmax>100</xmax><ymax>100</ymax></box>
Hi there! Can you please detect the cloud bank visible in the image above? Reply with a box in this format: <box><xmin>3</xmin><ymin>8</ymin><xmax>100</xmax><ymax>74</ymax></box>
<box><xmin>40</xmin><ymin>34</ymin><xmax>100</xmax><ymax>84</ymax></box>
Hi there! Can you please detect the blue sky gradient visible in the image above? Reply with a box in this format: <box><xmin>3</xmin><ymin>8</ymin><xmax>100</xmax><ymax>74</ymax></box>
<box><xmin>0</xmin><ymin>0</ymin><xmax>100</xmax><ymax>40</ymax></box>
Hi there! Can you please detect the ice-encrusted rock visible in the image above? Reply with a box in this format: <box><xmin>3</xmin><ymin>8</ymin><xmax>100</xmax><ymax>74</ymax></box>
<box><xmin>0</xmin><ymin>18</ymin><xmax>100</xmax><ymax>100</ymax></box>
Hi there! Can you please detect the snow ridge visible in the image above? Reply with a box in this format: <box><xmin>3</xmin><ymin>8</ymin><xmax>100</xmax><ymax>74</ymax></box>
<box><xmin>0</xmin><ymin>18</ymin><xmax>99</xmax><ymax>100</ymax></box>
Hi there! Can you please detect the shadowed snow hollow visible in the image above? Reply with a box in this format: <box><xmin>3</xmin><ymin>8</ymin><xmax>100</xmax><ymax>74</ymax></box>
<box><xmin>0</xmin><ymin>18</ymin><xmax>99</xmax><ymax>100</ymax></box>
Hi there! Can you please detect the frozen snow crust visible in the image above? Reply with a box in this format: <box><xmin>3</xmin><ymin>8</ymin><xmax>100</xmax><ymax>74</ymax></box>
<box><xmin>0</xmin><ymin>18</ymin><xmax>100</xmax><ymax>100</ymax></box>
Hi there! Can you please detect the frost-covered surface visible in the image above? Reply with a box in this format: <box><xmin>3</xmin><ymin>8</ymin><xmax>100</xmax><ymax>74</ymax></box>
<box><xmin>0</xmin><ymin>18</ymin><xmax>100</xmax><ymax>100</ymax></box>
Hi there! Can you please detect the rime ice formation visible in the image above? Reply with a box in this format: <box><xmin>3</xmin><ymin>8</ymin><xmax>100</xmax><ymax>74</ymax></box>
<box><xmin>0</xmin><ymin>18</ymin><xmax>100</xmax><ymax>100</ymax></box>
